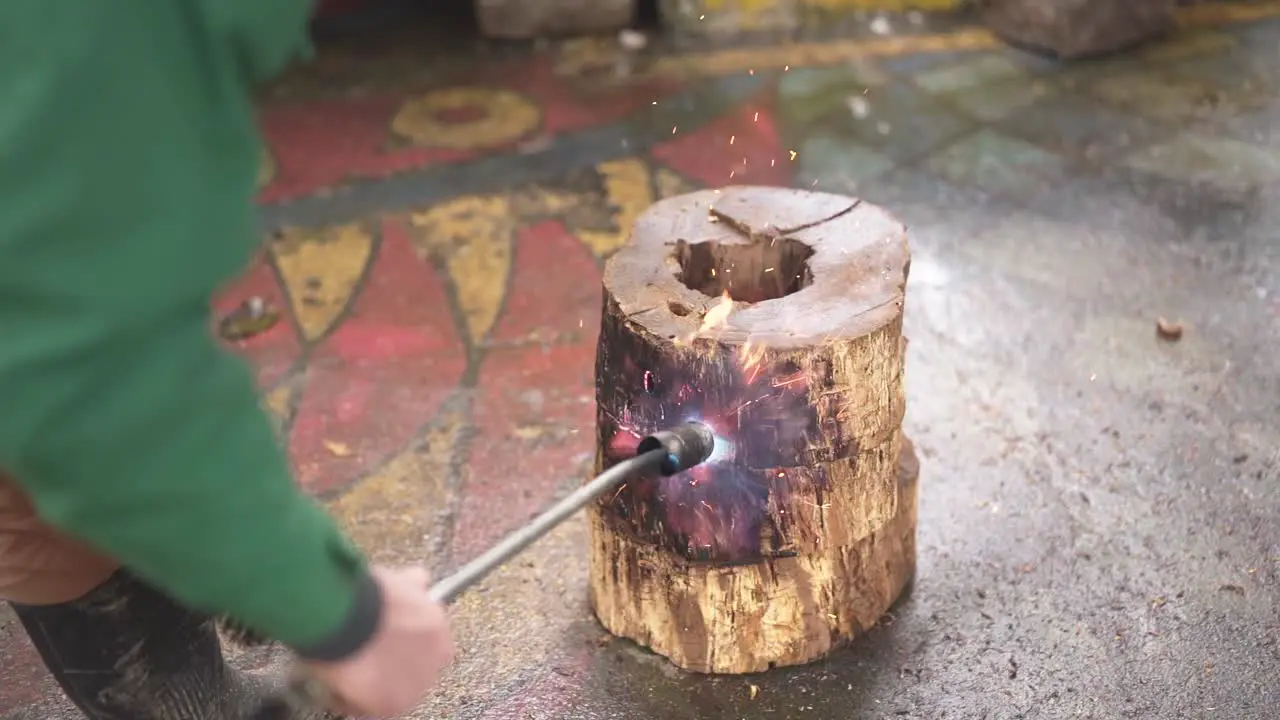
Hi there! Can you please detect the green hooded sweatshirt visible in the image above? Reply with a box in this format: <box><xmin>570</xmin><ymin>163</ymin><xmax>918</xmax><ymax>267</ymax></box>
<box><xmin>0</xmin><ymin>0</ymin><xmax>373</xmax><ymax>655</ymax></box>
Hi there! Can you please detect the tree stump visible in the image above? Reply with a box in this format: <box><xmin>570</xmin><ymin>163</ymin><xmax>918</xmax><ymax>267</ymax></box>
<box><xmin>589</xmin><ymin>186</ymin><xmax>916</xmax><ymax>674</ymax></box>
<box><xmin>980</xmin><ymin>0</ymin><xmax>1177</xmax><ymax>60</ymax></box>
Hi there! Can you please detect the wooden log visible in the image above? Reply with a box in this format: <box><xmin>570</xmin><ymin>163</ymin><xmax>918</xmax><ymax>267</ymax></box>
<box><xmin>589</xmin><ymin>186</ymin><xmax>915</xmax><ymax>673</ymax></box>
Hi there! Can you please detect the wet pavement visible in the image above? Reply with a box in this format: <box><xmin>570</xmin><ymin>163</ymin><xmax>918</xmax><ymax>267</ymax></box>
<box><xmin>3</xmin><ymin>3</ymin><xmax>1279</xmax><ymax>719</ymax></box>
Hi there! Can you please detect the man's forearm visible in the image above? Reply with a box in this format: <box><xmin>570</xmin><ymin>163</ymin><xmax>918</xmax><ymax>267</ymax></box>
<box><xmin>0</xmin><ymin>304</ymin><xmax>375</xmax><ymax>653</ymax></box>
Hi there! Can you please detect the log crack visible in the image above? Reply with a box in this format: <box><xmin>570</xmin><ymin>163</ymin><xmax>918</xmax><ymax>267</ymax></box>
<box><xmin>708</xmin><ymin>200</ymin><xmax>864</xmax><ymax>244</ymax></box>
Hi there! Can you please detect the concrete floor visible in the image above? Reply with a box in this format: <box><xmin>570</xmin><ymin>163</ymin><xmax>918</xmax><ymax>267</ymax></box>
<box><xmin>2</xmin><ymin>3</ymin><xmax>1279</xmax><ymax>719</ymax></box>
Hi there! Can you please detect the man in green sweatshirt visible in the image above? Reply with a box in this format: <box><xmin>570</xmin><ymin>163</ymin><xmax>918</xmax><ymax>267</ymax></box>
<box><xmin>0</xmin><ymin>2</ymin><xmax>454</xmax><ymax>718</ymax></box>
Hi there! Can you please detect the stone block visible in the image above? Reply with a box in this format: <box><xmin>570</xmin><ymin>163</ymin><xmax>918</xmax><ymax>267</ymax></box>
<box><xmin>660</xmin><ymin>0</ymin><xmax>963</xmax><ymax>40</ymax></box>
<box><xmin>475</xmin><ymin>0</ymin><xmax>636</xmax><ymax>39</ymax></box>
<box><xmin>980</xmin><ymin>0</ymin><xmax>1178</xmax><ymax>60</ymax></box>
<box><xmin>659</xmin><ymin>0</ymin><xmax>800</xmax><ymax>38</ymax></box>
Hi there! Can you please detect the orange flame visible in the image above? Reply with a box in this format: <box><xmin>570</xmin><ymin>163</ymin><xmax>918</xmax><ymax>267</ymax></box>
<box><xmin>697</xmin><ymin>291</ymin><xmax>734</xmax><ymax>336</ymax></box>
<box><xmin>739</xmin><ymin>340</ymin><xmax>767</xmax><ymax>384</ymax></box>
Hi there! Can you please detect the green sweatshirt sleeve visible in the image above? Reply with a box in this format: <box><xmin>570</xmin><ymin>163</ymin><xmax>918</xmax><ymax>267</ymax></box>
<box><xmin>0</xmin><ymin>0</ymin><xmax>375</xmax><ymax>652</ymax></box>
<box><xmin>3</xmin><ymin>308</ymin><xmax>370</xmax><ymax>652</ymax></box>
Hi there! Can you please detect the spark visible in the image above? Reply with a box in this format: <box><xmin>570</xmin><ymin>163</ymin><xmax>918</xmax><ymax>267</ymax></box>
<box><xmin>789</xmin><ymin>150</ymin><xmax>798</xmax><ymax>161</ymax></box>
<box><xmin>730</xmin><ymin>395</ymin><xmax>766</xmax><ymax>414</ymax></box>
<box><xmin>672</xmin><ymin>125</ymin><xmax>679</xmax><ymax>134</ymax></box>
<box><xmin>729</xmin><ymin>135</ymin><xmax>736</xmax><ymax>145</ymax></box>
<box><xmin>739</xmin><ymin>341</ymin><xmax>767</xmax><ymax>378</ymax></box>
<box><xmin>753</xmin><ymin>111</ymin><xmax>759</xmax><ymax>122</ymax></box>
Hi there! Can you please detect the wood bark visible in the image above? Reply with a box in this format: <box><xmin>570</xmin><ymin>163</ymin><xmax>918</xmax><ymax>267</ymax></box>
<box><xmin>589</xmin><ymin>186</ymin><xmax>916</xmax><ymax>673</ymax></box>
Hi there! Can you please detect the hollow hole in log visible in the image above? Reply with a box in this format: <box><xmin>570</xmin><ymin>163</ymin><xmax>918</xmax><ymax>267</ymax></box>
<box><xmin>673</xmin><ymin>237</ymin><xmax>815</xmax><ymax>304</ymax></box>
<box><xmin>668</xmin><ymin>300</ymin><xmax>692</xmax><ymax>317</ymax></box>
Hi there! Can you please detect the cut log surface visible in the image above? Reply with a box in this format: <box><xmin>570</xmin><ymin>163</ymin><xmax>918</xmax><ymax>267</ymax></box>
<box><xmin>590</xmin><ymin>186</ymin><xmax>916</xmax><ymax>674</ymax></box>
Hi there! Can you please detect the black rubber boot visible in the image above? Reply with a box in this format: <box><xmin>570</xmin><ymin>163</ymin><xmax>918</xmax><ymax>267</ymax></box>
<box><xmin>11</xmin><ymin>569</ymin><xmax>329</xmax><ymax>720</ymax></box>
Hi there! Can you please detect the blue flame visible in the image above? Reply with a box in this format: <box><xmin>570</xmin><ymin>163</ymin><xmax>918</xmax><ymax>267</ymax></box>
<box><xmin>684</xmin><ymin>414</ymin><xmax>736</xmax><ymax>466</ymax></box>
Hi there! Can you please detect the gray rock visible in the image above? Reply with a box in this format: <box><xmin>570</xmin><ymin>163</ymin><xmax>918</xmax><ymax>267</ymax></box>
<box><xmin>980</xmin><ymin>0</ymin><xmax>1177</xmax><ymax>59</ymax></box>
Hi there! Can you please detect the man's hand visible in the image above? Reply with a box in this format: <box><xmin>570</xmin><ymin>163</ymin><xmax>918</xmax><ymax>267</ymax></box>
<box><xmin>303</xmin><ymin>566</ymin><xmax>455</xmax><ymax>718</ymax></box>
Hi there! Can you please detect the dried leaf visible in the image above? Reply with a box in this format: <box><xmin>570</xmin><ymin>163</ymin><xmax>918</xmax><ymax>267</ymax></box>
<box><xmin>324</xmin><ymin>440</ymin><xmax>353</xmax><ymax>457</ymax></box>
<box><xmin>218</xmin><ymin>296</ymin><xmax>279</xmax><ymax>341</ymax></box>
<box><xmin>1156</xmin><ymin>317</ymin><xmax>1184</xmax><ymax>341</ymax></box>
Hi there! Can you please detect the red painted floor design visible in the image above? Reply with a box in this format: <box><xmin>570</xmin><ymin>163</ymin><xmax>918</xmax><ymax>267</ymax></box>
<box><xmin>453</xmin><ymin>220</ymin><xmax>601</xmax><ymax>560</ymax></box>
<box><xmin>258</xmin><ymin>55</ymin><xmax>682</xmax><ymax>203</ymax></box>
<box><xmin>288</xmin><ymin>221</ymin><xmax>468</xmax><ymax>494</ymax></box>
<box><xmin>651</xmin><ymin>90</ymin><xmax>792</xmax><ymax>187</ymax></box>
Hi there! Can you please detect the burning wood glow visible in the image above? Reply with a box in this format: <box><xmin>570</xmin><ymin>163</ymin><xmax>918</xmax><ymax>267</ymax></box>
<box><xmin>589</xmin><ymin>186</ymin><xmax>919</xmax><ymax>674</ymax></box>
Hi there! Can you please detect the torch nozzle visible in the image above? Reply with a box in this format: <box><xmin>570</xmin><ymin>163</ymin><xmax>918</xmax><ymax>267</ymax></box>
<box><xmin>636</xmin><ymin>421</ymin><xmax>717</xmax><ymax>475</ymax></box>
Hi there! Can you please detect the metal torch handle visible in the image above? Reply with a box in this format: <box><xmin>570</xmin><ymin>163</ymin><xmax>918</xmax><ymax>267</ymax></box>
<box><xmin>425</xmin><ymin>448</ymin><xmax>665</xmax><ymax>604</ymax></box>
<box><xmin>249</xmin><ymin>449</ymin><xmax>667</xmax><ymax>720</ymax></box>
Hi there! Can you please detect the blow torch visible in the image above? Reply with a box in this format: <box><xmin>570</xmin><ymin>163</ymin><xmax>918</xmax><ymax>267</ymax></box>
<box><xmin>247</xmin><ymin>420</ymin><xmax>718</xmax><ymax>720</ymax></box>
